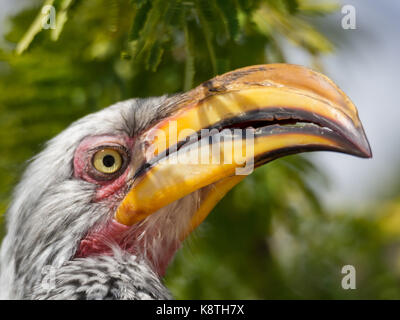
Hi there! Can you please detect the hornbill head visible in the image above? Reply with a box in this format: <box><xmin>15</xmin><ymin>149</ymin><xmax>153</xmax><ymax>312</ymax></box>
<box><xmin>0</xmin><ymin>64</ymin><xmax>371</xmax><ymax>299</ymax></box>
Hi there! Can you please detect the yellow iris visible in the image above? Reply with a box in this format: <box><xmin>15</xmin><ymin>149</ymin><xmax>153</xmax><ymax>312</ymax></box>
<box><xmin>93</xmin><ymin>149</ymin><xmax>122</xmax><ymax>174</ymax></box>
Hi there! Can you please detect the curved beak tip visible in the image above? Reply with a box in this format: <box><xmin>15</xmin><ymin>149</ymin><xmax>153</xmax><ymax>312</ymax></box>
<box><xmin>353</xmin><ymin>125</ymin><xmax>372</xmax><ymax>158</ymax></box>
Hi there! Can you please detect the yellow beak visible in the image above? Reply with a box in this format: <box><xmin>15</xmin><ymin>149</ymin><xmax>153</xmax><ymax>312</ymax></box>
<box><xmin>115</xmin><ymin>64</ymin><xmax>371</xmax><ymax>236</ymax></box>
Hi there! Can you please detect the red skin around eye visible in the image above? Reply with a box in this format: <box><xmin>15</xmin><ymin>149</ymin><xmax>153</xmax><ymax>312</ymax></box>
<box><xmin>73</xmin><ymin>135</ymin><xmax>135</xmax><ymax>201</ymax></box>
<box><xmin>74</xmin><ymin>135</ymin><xmax>178</xmax><ymax>276</ymax></box>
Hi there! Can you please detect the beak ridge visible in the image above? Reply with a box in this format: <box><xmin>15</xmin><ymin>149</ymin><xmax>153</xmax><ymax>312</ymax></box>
<box><xmin>115</xmin><ymin>64</ymin><xmax>372</xmax><ymax>228</ymax></box>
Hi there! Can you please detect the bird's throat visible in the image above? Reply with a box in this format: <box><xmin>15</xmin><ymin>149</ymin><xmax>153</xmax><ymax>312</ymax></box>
<box><xmin>75</xmin><ymin>219</ymin><xmax>180</xmax><ymax>277</ymax></box>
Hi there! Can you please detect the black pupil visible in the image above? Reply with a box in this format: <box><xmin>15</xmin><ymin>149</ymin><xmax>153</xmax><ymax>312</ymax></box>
<box><xmin>103</xmin><ymin>155</ymin><xmax>115</xmax><ymax>168</ymax></box>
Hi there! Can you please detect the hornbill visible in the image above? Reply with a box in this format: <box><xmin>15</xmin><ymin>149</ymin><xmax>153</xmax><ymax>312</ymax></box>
<box><xmin>0</xmin><ymin>64</ymin><xmax>371</xmax><ymax>299</ymax></box>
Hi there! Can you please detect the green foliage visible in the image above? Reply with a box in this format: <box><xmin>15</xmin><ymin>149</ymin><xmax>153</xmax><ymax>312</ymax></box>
<box><xmin>3</xmin><ymin>0</ymin><xmax>400</xmax><ymax>300</ymax></box>
<box><xmin>166</xmin><ymin>173</ymin><xmax>400</xmax><ymax>299</ymax></box>
<box><xmin>16</xmin><ymin>0</ymin><xmax>336</xmax><ymax>81</ymax></box>
<box><xmin>0</xmin><ymin>0</ymin><xmax>336</xmax><ymax>222</ymax></box>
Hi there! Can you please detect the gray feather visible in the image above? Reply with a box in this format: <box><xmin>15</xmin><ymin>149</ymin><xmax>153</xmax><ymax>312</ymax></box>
<box><xmin>0</xmin><ymin>96</ymin><xmax>182</xmax><ymax>299</ymax></box>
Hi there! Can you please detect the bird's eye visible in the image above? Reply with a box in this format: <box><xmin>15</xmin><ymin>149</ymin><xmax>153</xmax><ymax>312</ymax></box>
<box><xmin>93</xmin><ymin>149</ymin><xmax>123</xmax><ymax>174</ymax></box>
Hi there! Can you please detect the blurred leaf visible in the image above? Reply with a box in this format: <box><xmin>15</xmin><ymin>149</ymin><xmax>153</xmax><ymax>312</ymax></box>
<box><xmin>129</xmin><ymin>0</ymin><xmax>152</xmax><ymax>41</ymax></box>
<box><xmin>16</xmin><ymin>0</ymin><xmax>55</xmax><ymax>54</ymax></box>
<box><xmin>215</xmin><ymin>0</ymin><xmax>240</xmax><ymax>40</ymax></box>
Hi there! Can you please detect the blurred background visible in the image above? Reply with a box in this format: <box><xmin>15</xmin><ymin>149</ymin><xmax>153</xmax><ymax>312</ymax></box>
<box><xmin>1</xmin><ymin>0</ymin><xmax>400</xmax><ymax>299</ymax></box>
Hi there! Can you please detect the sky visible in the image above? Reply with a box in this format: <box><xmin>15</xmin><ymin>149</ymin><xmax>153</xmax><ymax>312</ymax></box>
<box><xmin>285</xmin><ymin>0</ymin><xmax>400</xmax><ymax>208</ymax></box>
<box><xmin>1</xmin><ymin>0</ymin><xmax>399</xmax><ymax>209</ymax></box>
<box><xmin>0</xmin><ymin>0</ymin><xmax>29</xmax><ymax>36</ymax></box>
